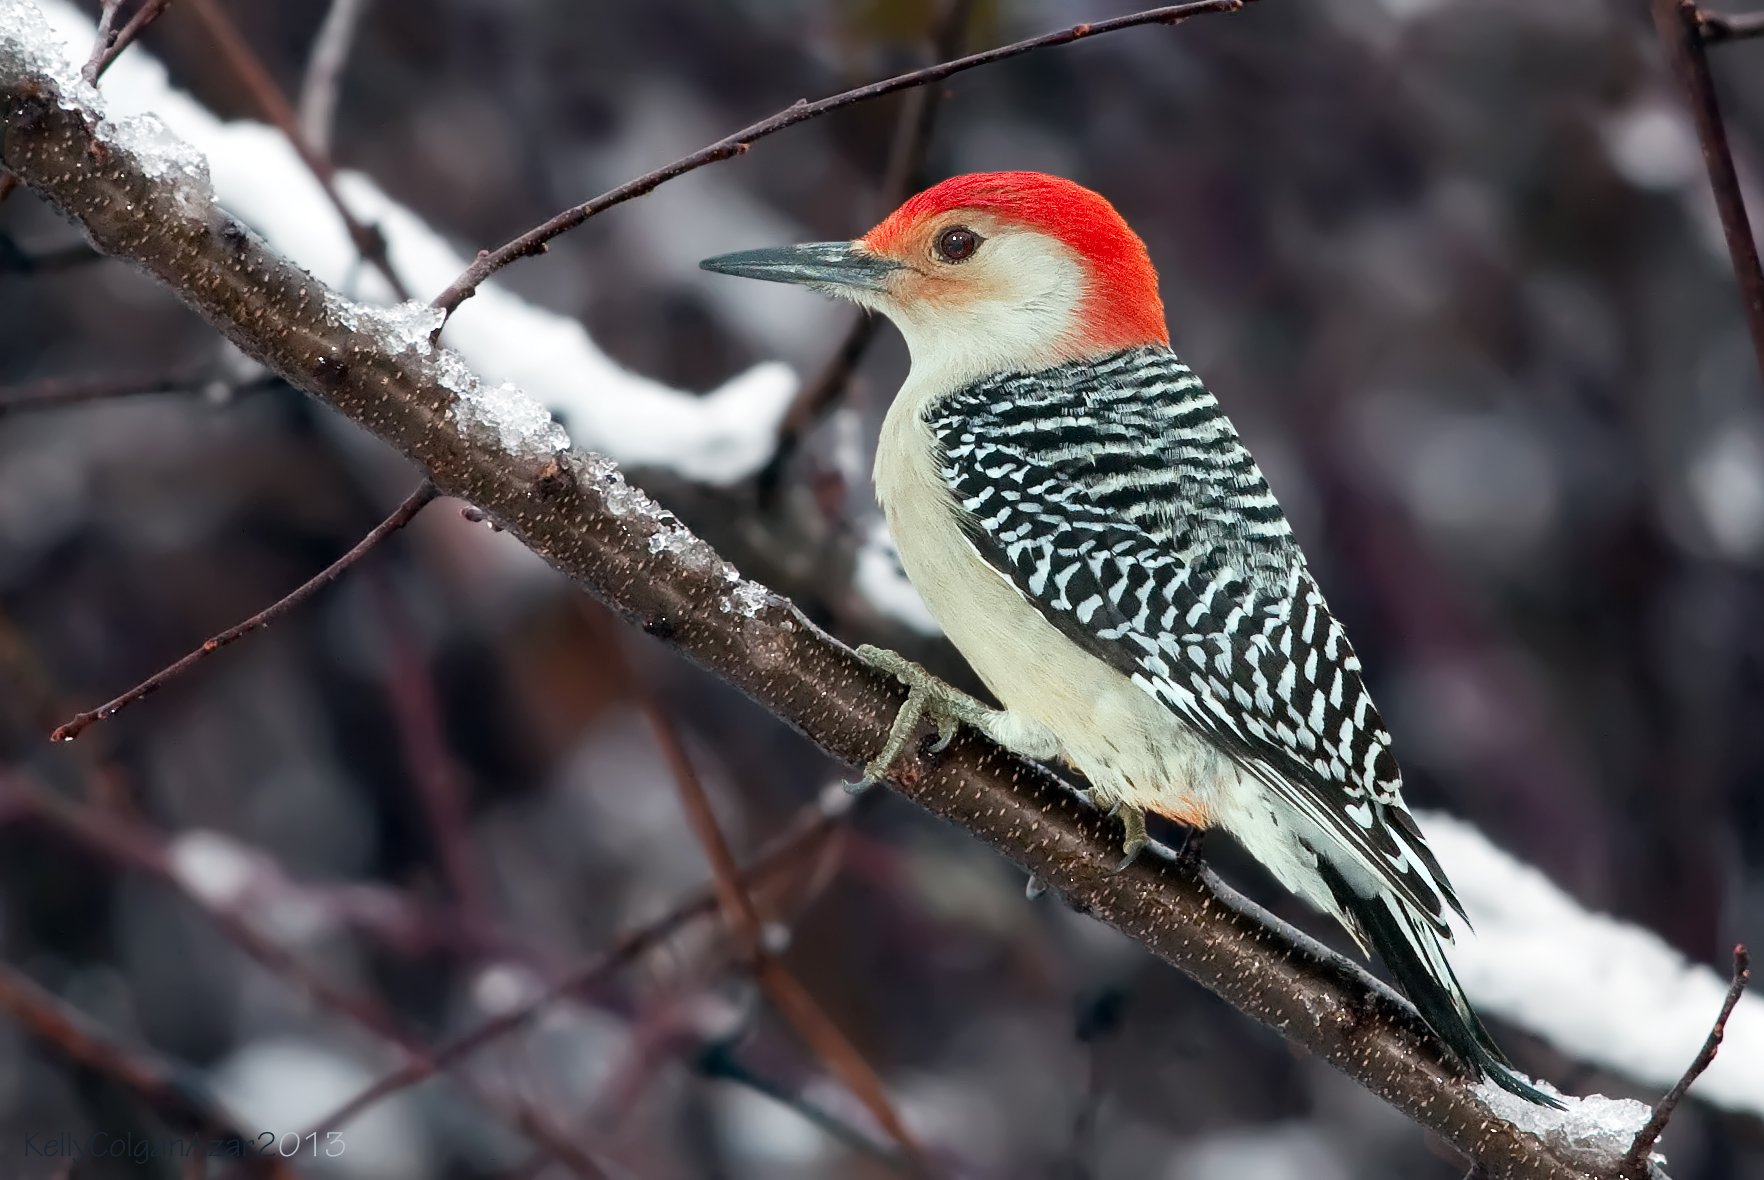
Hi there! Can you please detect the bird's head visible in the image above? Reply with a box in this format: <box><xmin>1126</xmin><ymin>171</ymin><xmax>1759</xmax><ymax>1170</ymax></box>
<box><xmin>701</xmin><ymin>171</ymin><xmax>1168</xmax><ymax>387</ymax></box>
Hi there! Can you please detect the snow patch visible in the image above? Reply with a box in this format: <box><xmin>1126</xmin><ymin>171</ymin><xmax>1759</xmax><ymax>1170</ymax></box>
<box><xmin>449</xmin><ymin>377</ymin><xmax>570</xmax><ymax>460</ymax></box>
<box><xmin>356</xmin><ymin>298</ymin><xmax>446</xmax><ymax>356</ymax></box>
<box><xmin>168</xmin><ymin>829</ymin><xmax>257</xmax><ymax>909</ymax></box>
<box><xmin>0</xmin><ymin>0</ymin><xmax>98</xmax><ymax>110</ymax></box>
<box><xmin>1424</xmin><ymin>811</ymin><xmax>1764</xmax><ymax>1119</ymax></box>
<box><xmin>1478</xmin><ymin>1080</ymin><xmax>1659</xmax><ymax>1176</ymax></box>
<box><xmin>855</xmin><ymin>519</ymin><xmax>941</xmax><ymax>635</ymax></box>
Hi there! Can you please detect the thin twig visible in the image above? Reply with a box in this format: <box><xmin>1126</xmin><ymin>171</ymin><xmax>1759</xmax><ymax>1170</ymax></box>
<box><xmin>1652</xmin><ymin>0</ymin><xmax>1764</xmax><ymax>386</ymax></box>
<box><xmin>1699</xmin><ymin>7</ymin><xmax>1764</xmax><ymax>43</ymax></box>
<box><xmin>0</xmin><ymin>234</ymin><xmax>102</xmax><ymax>274</ymax></box>
<box><xmin>1621</xmin><ymin>946</ymin><xmax>1750</xmax><ymax>1176</ymax></box>
<box><xmin>0</xmin><ymin>963</ymin><xmax>295</xmax><ymax>1178</ymax></box>
<box><xmin>181</xmin><ymin>0</ymin><xmax>410</xmax><ymax>300</ymax></box>
<box><xmin>696</xmin><ymin>1041</ymin><xmax>910</xmax><ymax>1171</ymax></box>
<box><xmin>82</xmin><ymin>0</ymin><xmax>127</xmax><ymax>83</ymax></box>
<box><xmin>371</xmin><ymin>575</ymin><xmax>491</xmax><ymax>924</ymax></box>
<box><xmin>297</xmin><ymin>0</ymin><xmax>371</xmax><ymax>155</ymax></box>
<box><xmin>645</xmin><ymin>700</ymin><xmax>931</xmax><ymax>1174</ymax></box>
<box><xmin>294</xmin><ymin>791</ymin><xmax>851</xmax><ymax>1143</ymax></box>
<box><xmin>0</xmin><ymin>367</ymin><xmax>206</xmax><ymax>415</ymax></box>
<box><xmin>760</xmin><ymin>0</ymin><xmax>976</xmax><ymax>499</ymax></box>
<box><xmin>3</xmin><ymin>776</ymin><xmax>614</xmax><ymax>1180</ymax></box>
<box><xmin>430</xmin><ymin>0</ymin><xmax>1251</xmax><ymax>318</ymax></box>
<box><xmin>51</xmin><ymin>482</ymin><xmax>438</xmax><ymax>741</ymax></box>
<box><xmin>89</xmin><ymin>0</ymin><xmax>173</xmax><ymax>82</ymax></box>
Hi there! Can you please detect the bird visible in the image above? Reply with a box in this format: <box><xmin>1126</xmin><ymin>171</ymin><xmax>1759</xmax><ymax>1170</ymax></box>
<box><xmin>701</xmin><ymin>170</ymin><xmax>1557</xmax><ymax>1106</ymax></box>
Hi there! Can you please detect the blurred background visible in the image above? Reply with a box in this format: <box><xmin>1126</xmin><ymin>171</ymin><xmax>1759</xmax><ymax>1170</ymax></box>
<box><xmin>2</xmin><ymin>0</ymin><xmax>1762</xmax><ymax>1176</ymax></box>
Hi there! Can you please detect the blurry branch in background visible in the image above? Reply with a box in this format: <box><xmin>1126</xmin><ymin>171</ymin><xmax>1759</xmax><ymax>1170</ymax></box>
<box><xmin>1621</xmin><ymin>948</ymin><xmax>1752</xmax><ymax>1179</ymax></box>
<box><xmin>0</xmin><ymin>365</ymin><xmax>209</xmax><ymax>415</ymax></box>
<box><xmin>49</xmin><ymin>482</ymin><xmax>438</xmax><ymax>742</ymax></box>
<box><xmin>0</xmin><ymin>231</ymin><xmax>102</xmax><ymax>273</ymax></box>
<box><xmin>296</xmin><ymin>789</ymin><xmax>856</xmax><ymax>1151</ymax></box>
<box><xmin>759</xmin><ymin>0</ymin><xmax>977</xmax><ymax>498</ymax></box>
<box><xmin>428</xmin><ymin>0</ymin><xmax>1254</xmax><ymax>318</ymax></box>
<box><xmin>297</xmin><ymin>0</ymin><xmax>370</xmax><ymax>154</ymax></box>
<box><xmin>0</xmin><ymin>44</ymin><xmax>1607</xmax><ymax>1180</ymax></box>
<box><xmin>0</xmin><ymin>774</ymin><xmax>619</xmax><ymax>1180</ymax></box>
<box><xmin>0</xmin><ymin>960</ymin><xmax>296</xmax><ymax>1179</ymax></box>
<box><xmin>1652</xmin><ymin>0</ymin><xmax>1764</xmax><ymax>384</ymax></box>
<box><xmin>1697</xmin><ymin>7</ymin><xmax>1764</xmax><ymax>43</ymax></box>
<box><xmin>180</xmin><ymin>0</ymin><xmax>409</xmax><ymax>299</ymax></box>
<box><xmin>640</xmin><ymin>671</ymin><xmax>930</xmax><ymax>1174</ymax></box>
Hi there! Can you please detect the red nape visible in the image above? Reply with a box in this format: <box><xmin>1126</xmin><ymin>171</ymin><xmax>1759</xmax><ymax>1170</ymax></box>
<box><xmin>865</xmin><ymin>171</ymin><xmax>1170</xmax><ymax>352</ymax></box>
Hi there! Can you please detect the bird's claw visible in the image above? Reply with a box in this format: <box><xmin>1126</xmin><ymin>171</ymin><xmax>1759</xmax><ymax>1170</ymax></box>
<box><xmin>1110</xmin><ymin>806</ymin><xmax>1149</xmax><ymax>874</ymax></box>
<box><xmin>855</xmin><ymin>644</ymin><xmax>984</xmax><ymax>782</ymax></box>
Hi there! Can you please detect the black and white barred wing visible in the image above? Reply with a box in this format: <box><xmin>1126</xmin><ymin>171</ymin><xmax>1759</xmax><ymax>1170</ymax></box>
<box><xmin>927</xmin><ymin>346</ymin><xmax>1464</xmax><ymax>933</ymax></box>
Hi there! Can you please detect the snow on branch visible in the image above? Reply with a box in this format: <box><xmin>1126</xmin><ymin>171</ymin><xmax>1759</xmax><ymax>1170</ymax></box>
<box><xmin>30</xmin><ymin>0</ymin><xmax>796</xmax><ymax>485</ymax></box>
<box><xmin>1424</xmin><ymin>812</ymin><xmax>1763</xmax><ymax>1119</ymax></box>
<box><xmin>0</xmin><ymin>10</ymin><xmax>1603</xmax><ymax>1176</ymax></box>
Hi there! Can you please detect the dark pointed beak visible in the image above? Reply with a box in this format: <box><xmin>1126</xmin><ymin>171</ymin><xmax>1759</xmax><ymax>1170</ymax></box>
<box><xmin>699</xmin><ymin>241</ymin><xmax>901</xmax><ymax>291</ymax></box>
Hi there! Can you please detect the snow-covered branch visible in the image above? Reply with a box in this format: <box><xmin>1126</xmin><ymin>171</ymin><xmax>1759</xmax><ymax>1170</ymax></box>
<box><xmin>0</xmin><ymin>9</ymin><xmax>1605</xmax><ymax>1177</ymax></box>
<box><xmin>26</xmin><ymin>0</ymin><xmax>796</xmax><ymax>485</ymax></box>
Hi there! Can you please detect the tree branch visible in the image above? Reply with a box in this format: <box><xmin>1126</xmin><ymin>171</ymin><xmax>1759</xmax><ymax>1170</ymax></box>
<box><xmin>50</xmin><ymin>482</ymin><xmax>438</xmax><ymax>742</ymax></box>
<box><xmin>760</xmin><ymin>0</ymin><xmax>977</xmax><ymax>497</ymax></box>
<box><xmin>0</xmin><ymin>961</ymin><xmax>295</xmax><ymax>1179</ymax></box>
<box><xmin>1</xmin><ymin>33</ymin><xmax>1601</xmax><ymax>1180</ymax></box>
<box><xmin>181</xmin><ymin>0</ymin><xmax>410</xmax><ymax>300</ymax></box>
<box><xmin>1621</xmin><ymin>946</ymin><xmax>1751</xmax><ymax>1177</ymax></box>
<box><xmin>428</xmin><ymin>0</ymin><xmax>1253</xmax><ymax>317</ymax></box>
<box><xmin>1652</xmin><ymin>0</ymin><xmax>1764</xmax><ymax>387</ymax></box>
<box><xmin>1698</xmin><ymin>7</ymin><xmax>1764</xmax><ymax>44</ymax></box>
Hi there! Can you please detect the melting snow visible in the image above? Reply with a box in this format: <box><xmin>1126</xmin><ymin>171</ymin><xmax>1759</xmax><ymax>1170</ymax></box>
<box><xmin>1479</xmin><ymin>1081</ymin><xmax>1661</xmax><ymax>1176</ymax></box>
<box><xmin>357</xmin><ymin>298</ymin><xmax>446</xmax><ymax>356</ymax></box>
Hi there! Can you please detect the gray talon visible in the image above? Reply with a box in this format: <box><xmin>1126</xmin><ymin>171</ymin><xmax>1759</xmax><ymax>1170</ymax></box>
<box><xmin>1025</xmin><ymin>874</ymin><xmax>1047</xmax><ymax>900</ymax></box>
<box><xmin>843</xmin><ymin>777</ymin><xmax>876</xmax><ymax>796</ymax></box>
<box><xmin>1111</xmin><ymin>807</ymin><xmax>1149</xmax><ymax>874</ymax></box>
<box><xmin>856</xmin><ymin>644</ymin><xmax>987</xmax><ymax>781</ymax></box>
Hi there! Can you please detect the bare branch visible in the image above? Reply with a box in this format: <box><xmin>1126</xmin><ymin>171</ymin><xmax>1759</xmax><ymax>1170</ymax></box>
<box><xmin>297</xmin><ymin>0</ymin><xmax>371</xmax><ymax>154</ymax></box>
<box><xmin>429</xmin><ymin>1</ymin><xmax>1253</xmax><ymax>318</ymax></box>
<box><xmin>762</xmin><ymin>0</ymin><xmax>978</xmax><ymax>496</ymax></box>
<box><xmin>181</xmin><ymin>0</ymin><xmax>410</xmax><ymax>299</ymax></box>
<box><xmin>1652</xmin><ymin>0</ymin><xmax>1764</xmax><ymax>386</ymax></box>
<box><xmin>2</xmin><ymin>775</ymin><xmax>617</xmax><ymax>1180</ymax></box>
<box><xmin>1698</xmin><ymin>7</ymin><xmax>1764</xmax><ymax>43</ymax></box>
<box><xmin>82</xmin><ymin>0</ymin><xmax>126</xmax><ymax>83</ymax></box>
<box><xmin>644</xmin><ymin>697</ymin><xmax>931</xmax><ymax>1173</ymax></box>
<box><xmin>87</xmin><ymin>0</ymin><xmax>172</xmax><ymax>83</ymax></box>
<box><xmin>0</xmin><ymin>961</ymin><xmax>294</xmax><ymax>1178</ymax></box>
<box><xmin>1621</xmin><ymin>946</ymin><xmax>1751</xmax><ymax>1177</ymax></box>
<box><xmin>0</xmin><ymin>366</ymin><xmax>207</xmax><ymax>415</ymax></box>
<box><xmin>297</xmin><ymin>790</ymin><xmax>852</xmax><ymax>1145</ymax></box>
<box><xmin>1</xmin><ymin>38</ymin><xmax>1603</xmax><ymax>1180</ymax></box>
<box><xmin>0</xmin><ymin>232</ymin><xmax>102</xmax><ymax>273</ymax></box>
<box><xmin>50</xmin><ymin>482</ymin><xmax>438</xmax><ymax>741</ymax></box>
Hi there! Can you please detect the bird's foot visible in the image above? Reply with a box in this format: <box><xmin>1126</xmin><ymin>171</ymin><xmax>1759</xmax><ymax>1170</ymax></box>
<box><xmin>1111</xmin><ymin>805</ymin><xmax>1149</xmax><ymax>874</ymax></box>
<box><xmin>853</xmin><ymin>645</ymin><xmax>992</xmax><ymax>785</ymax></box>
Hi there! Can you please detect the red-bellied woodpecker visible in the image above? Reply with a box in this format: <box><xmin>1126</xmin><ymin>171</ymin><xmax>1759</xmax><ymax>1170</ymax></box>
<box><xmin>702</xmin><ymin>171</ymin><xmax>1557</xmax><ymax>1105</ymax></box>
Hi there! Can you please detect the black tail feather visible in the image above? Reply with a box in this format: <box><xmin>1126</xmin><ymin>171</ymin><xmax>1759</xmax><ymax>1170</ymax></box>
<box><xmin>1317</xmin><ymin>861</ymin><xmax>1564</xmax><ymax>1109</ymax></box>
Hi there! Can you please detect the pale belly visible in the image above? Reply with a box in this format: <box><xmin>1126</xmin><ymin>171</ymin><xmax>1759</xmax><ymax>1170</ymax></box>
<box><xmin>873</xmin><ymin>404</ymin><xmax>1240</xmax><ymax>828</ymax></box>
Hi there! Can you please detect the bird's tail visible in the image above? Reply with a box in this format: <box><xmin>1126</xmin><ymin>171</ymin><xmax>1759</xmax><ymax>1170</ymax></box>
<box><xmin>1316</xmin><ymin>861</ymin><xmax>1563</xmax><ymax>1108</ymax></box>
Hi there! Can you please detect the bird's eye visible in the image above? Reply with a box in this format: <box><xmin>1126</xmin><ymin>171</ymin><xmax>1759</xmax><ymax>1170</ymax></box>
<box><xmin>934</xmin><ymin>226</ymin><xmax>981</xmax><ymax>263</ymax></box>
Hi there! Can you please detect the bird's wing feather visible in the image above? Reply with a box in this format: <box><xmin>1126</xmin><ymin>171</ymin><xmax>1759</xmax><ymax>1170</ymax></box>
<box><xmin>926</xmin><ymin>346</ymin><xmax>1462</xmax><ymax>931</ymax></box>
